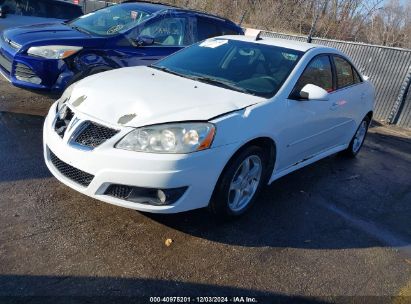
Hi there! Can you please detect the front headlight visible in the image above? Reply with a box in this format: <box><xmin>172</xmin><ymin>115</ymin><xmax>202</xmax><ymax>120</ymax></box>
<box><xmin>116</xmin><ymin>122</ymin><xmax>216</xmax><ymax>154</ymax></box>
<box><xmin>28</xmin><ymin>46</ymin><xmax>82</xmax><ymax>59</ymax></box>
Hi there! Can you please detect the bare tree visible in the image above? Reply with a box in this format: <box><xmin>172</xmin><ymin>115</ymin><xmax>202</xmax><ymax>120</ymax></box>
<box><xmin>109</xmin><ymin>0</ymin><xmax>411</xmax><ymax>48</ymax></box>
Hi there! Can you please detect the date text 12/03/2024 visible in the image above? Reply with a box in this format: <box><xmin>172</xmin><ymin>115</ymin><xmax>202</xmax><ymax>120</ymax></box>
<box><xmin>149</xmin><ymin>297</ymin><xmax>258</xmax><ymax>303</ymax></box>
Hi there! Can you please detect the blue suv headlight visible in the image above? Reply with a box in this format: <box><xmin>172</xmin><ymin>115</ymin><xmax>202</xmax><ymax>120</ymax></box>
<box><xmin>27</xmin><ymin>46</ymin><xmax>82</xmax><ymax>59</ymax></box>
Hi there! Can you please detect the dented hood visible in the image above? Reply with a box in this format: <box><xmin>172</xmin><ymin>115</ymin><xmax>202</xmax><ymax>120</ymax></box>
<box><xmin>67</xmin><ymin>66</ymin><xmax>265</xmax><ymax>127</ymax></box>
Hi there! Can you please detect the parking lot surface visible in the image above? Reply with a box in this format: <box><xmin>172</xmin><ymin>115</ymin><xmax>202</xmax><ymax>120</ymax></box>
<box><xmin>0</xmin><ymin>78</ymin><xmax>410</xmax><ymax>302</ymax></box>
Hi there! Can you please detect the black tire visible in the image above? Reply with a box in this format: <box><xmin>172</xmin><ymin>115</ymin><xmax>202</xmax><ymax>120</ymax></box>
<box><xmin>209</xmin><ymin>145</ymin><xmax>269</xmax><ymax>219</ymax></box>
<box><xmin>67</xmin><ymin>66</ymin><xmax>112</xmax><ymax>87</ymax></box>
<box><xmin>342</xmin><ymin>116</ymin><xmax>370</xmax><ymax>158</ymax></box>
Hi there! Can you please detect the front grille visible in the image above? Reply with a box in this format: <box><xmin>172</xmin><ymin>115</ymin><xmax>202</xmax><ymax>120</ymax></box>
<box><xmin>48</xmin><ymin>148</ymin><xmax>94</xmax><ymax>187</ymax></box>
<box><xmin>54</xmin><ymin>106</ymin><xmax>74</xmax><ymax>138</ymax></box>
<box><xmin>0</xmin><ymin>51</ymin><xmax>12</xmax><ymax>74</ymax></box>
<box><xmin>74</xmin><ymin>121</ymin><xmax>119</xmax><ymax>149</ymax></box>
<box><xmin>14</xmin><ymin>63</ymin><xmax>36</xmax><ymax>78</ymax></box>
<box><xmin>105</xmin><ymin>185</ymin><xmax>133</xmax><ymax>199</ymax></box>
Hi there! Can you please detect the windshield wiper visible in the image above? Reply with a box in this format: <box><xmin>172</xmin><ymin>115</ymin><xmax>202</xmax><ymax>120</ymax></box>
<box><xmin>150</xmin><ymin>67</ymin><xmax>255</xmax><ymax>96</ymax></box>
<box><xmin>149</xmin><ymin>65</ymin><xmax>188</xmax><ymax>78</ymax></box>
<box><xmin>70</xmin><ymin>25</ymin><xmax>91</xmax><ymax>35</ymax></box>
<box><xmin>190</xmin><ymin>76</ymin><xmax>253</xmax><ymax>95</ymax></box>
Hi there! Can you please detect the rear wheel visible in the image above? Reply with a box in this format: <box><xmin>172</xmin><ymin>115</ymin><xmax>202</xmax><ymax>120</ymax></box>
<box><xmin>209</xmin><ymin>146</ymin><xmax>269</xmax><ymax>219</ymax></box>
<box><xmin>343</xmin><ymin>116</ymin><xmax>370</xmax><ymax>157</ymax></box>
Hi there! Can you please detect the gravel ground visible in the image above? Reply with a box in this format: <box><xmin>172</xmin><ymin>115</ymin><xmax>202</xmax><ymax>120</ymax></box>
<box><xmin>0</xmin><ymin>78</ymin><xmax>410</xmax><ymax>303</ymax></box>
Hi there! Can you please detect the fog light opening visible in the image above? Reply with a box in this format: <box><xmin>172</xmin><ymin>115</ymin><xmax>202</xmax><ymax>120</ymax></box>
<box><xmin>15</xmin><ymin>75</ymin><xmax>42</xmax><ymax>85</ymax></box>
<box><xmin>157</xmin><ymin>190</ymin><xmax>167</xmax><ymax>204</ymax></box>
<box><xmin>105</xmin><ymin>185</ymin><xmax>188</xmax><ymax>206</ymax></box>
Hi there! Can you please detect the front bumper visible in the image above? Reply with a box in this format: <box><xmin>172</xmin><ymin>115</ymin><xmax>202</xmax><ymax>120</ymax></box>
<box><xmin>0</xmin><ymin>44</ymin><xmax>72</xmax><ymax>91</ymax></box>
<box><xmin>43</xmin><ymin>103</ymin><xmax>239</xmax><ymax>213</ymax></box>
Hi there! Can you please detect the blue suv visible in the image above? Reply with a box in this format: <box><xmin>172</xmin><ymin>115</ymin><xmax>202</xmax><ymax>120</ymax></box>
<box><xmin>0</xmin><ymin>1</ymin><xmax>243</xmax><ymax>92</ymax></box>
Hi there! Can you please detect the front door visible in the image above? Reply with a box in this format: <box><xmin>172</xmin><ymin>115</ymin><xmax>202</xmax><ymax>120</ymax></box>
<box><xmin>114</xmin><ymin>12</ymin><xmax>196</xmax><ymax>67</ymax></box>
<box><xmin>278</xmin><ymin>55</ymin><xmax>341</xmax><ymax>170</ymax></box>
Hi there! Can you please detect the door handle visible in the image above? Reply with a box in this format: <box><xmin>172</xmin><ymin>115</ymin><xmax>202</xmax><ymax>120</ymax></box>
<box><xmin>330</xmin><ymin>100</ymin><xmax>347</xmax><ymax>110</ymax></box>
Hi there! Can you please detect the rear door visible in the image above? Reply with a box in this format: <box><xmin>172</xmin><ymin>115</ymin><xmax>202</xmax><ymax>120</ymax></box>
<box><xmin>329</xmin><ymin>55</ymin><xmax>365</xmax><ymax>143</ymax></box>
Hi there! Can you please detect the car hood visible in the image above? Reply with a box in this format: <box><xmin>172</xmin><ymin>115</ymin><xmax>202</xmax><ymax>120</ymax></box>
<box><xmin>0</xmin><ymin>17</ymin><xmax>62</xmax><ymax>33</ymax></box>
<box><xmin>67</xmin><ymin>66</ymin><xmax>265</xmax><ymax>127</ymax></box>
<box><xmin>4</xmin><ymin>22</ymin><xmax>98</xmax><ymax>47</ymax></box>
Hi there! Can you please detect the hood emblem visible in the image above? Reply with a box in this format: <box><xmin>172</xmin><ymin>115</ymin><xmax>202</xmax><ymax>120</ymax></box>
<box><xmin>71</xmin><ymin>95</ymin><xmax>87</xmax><ymax>107</ymax></box>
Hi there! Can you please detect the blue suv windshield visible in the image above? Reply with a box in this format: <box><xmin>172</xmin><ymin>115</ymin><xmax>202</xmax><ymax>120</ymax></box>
<box><xmin>152</xmin><ymin>39</ymin><xmax>303</xmax><ymax>98</ymax></box>
<box><xmin>68</xmin><ymin>4</ymin><xmax>152</xmax><ymax>36</ymax></box>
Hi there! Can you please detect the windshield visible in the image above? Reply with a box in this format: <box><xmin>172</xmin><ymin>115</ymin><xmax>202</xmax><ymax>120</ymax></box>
<box><xmin>68</xmin><ymin>4</ymin><xmax>152</xmax><ymax>36</ymax></box>
<box><xmin>152</xmin><ymin>39</ymin><xmax>303</xmax><ymax>98</ymax></box>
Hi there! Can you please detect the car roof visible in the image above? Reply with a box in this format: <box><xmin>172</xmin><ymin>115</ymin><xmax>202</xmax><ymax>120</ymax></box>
<box><xmin>121</xmin><ymin>1</ymin><xmax>239</xmax><ymax>25</ymax></box>
<box><xmin>221</xmin><ymin>35</ymin><xmax>336</xmax><ymax>53</ymax></box>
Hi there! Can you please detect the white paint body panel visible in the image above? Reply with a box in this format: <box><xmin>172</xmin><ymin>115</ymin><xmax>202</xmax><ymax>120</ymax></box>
<box><xmin>43</xmin><ymin>36</ymin><xmax>375</xmax><ymax>213</ymax></box>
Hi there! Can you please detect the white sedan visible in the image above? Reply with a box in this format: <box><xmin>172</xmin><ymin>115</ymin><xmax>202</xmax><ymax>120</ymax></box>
<box><xmin>43</xmin><ymin>35</ymin><xmax>374</xmax><ymax>218</ymax></box>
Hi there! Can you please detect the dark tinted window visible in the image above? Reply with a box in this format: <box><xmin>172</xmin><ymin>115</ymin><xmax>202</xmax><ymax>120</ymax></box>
<box><xmin>45</xmin><ymin>2</ymin><xmax>83</xmax><ymax>20</ymax></box>
<box><xmin>334</xmin><ymin>56</ymin><xmax>355</xmax><ymax>89</ymax></box>
<box><xmin>197</xmin><ymin>17</ymin><xmax>221</xmax><ymax>41</ymax></box>
<box><xmin>293</xmin><ymin>55</ymin><xmax>333</xmax><ymax>96</ymax></box>
<box><xmin>153</xmin><ymin>38</ymin><xmax>302</xmax><ymax>98</ymax></box>
<box><xmin>1</xmin><ymin>0</ymin><xmax>82</xmax><ymax>19</ymax></box>
<box><xmin>0</xmin><ymin>0</ymin><xmax>16</xmax><ymax>14</ymax></box>
<box><xmin>221</xmin><ymin>25</ymin><xmax>239</xmax><ymax>35</ymax></box>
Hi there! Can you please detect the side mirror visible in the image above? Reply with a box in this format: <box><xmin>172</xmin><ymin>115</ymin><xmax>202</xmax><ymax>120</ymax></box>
<box><xmin>299</xmin><ymin>84</ymin><xmax>329</xmax><ymax>101</ymax></box>
<box><xmin>135</xmin><ymin>35</ymin><xmax>155</xmax><ymax>47</ymax></box>
<box><xmin>0</xmin><ymin>5</ymin><xmax>9</xmax><ymax>18</ymax></box>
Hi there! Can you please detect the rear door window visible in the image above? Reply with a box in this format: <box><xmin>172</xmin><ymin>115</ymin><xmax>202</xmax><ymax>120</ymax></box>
<box><xmin>220</xmin><ymin>25</ymin><xmax>239</xmax><ymax>35</ymax></box>
<box><xmin>333</xmin><ymin>56</ymin><xmax>360</xmax><ymax>89</ymax></box>
<box><xmin>196</xmin><ymin>17</ymin><xmax>222</xmax><ymax>41</ymax></box>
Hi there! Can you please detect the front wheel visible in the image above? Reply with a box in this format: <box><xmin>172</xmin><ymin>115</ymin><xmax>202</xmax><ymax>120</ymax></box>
<box><xmin>343</xmin><ymin>116</ymin><xmax>370</xmax><ymax>157</ymax></box>
<box><xmin>209</xmin><ymin>146</ymin><xmax>268</xmax><ymax>219</ymax></box>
